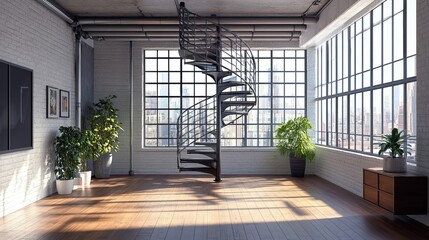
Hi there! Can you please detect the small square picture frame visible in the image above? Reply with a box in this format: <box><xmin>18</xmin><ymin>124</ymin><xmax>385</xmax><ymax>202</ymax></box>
<box><xmin>46</xmin><ymin>86</ymin><xmax>59</xmax><ymax>119</ymax></box>
<box><xmin>60</xmin><ymin>90</ymin><xmax>70</xmax><ymax>118</ymax></box>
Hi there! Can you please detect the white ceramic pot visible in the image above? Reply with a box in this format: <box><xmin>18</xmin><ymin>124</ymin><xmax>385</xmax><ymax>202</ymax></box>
<box><xmin>80</xmin><ymin>171</ymin><xmax>92</xmax><ymax>187</ymax></box>
<box><xmin>383</xmin><ymin>157</ymin><xmax>407</xmax><ymax>173</ymax></box>
<box><xmin>56</xmin><ymin>179</ymin><xmax>74</xmax><ymax>195</ymax></box>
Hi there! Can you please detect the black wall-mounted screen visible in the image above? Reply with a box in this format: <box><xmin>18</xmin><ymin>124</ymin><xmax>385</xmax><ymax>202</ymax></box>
<box><xmin>0</xmin><ymin>62</ymin><xmax>8</xmax><ymax>151</ymax></box>
<box><xmin>9</xmin><ymin>66</ymin><xmax>32</xmax><ymax>149</ymax></box>
<box><xmin>0</xmin><ymin>60</ymin><xmax>33</xmax><ymax>153</ymax></box>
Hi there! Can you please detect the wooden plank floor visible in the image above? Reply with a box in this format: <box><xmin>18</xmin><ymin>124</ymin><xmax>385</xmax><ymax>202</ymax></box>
<box><xmin>0</xmin><ymin>175</ymin><xmax>428</xmax><ymax>240</ymax></box>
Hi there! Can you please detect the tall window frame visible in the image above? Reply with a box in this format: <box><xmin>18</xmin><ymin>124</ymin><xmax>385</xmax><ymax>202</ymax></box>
<box><xmin>315</xmin><ymin>0</ymin><xmax>417</xmax><ymax>160</ymax></box>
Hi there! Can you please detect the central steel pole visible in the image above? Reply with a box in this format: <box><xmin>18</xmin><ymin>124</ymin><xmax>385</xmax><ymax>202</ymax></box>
<box><xmin>215</xmin><ymin>26</ymin><xmax>222</xmax><ymax>182</ymax></box>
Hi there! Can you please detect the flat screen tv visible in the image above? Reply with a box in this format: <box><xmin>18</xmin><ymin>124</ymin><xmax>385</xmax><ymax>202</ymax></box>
<box><xmin>0</xmin><ymin>60</ymin><xmax>33</xmax><ymax>153</ymax></box>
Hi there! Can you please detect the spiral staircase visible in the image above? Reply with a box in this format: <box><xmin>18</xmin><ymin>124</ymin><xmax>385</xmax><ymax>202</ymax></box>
<box><xmin>176</xmin><ymin>1</ymin><xmax>257</xmax><ymax>182</ymax></box>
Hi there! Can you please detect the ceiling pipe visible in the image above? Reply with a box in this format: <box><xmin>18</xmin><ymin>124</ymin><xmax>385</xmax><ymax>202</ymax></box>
<box><xmin>78</xmin><ymin>16</ymin><xmax>317</xmax><ymax>25</ymax></box>
<box><xmin>87</xmin><ymin>31</ymin><xmax>301</xmax><ymax>38</ymax></box>
<box><xmin>99</xmin><ymin>36</ymin><xmax>300</xmax><ymax>42</ymax></box>
<box><xmin>38</xmin><ymin>0</ymin><xmax>74</xmax><ymax>24</ymax></box>
<box><xmin>82</xmin><ymin>24</ymin><xmax>307</xmax><ymax>32</ymax></box>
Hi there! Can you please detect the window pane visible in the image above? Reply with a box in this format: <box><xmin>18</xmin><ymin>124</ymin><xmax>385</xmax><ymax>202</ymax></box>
<box><xmin>407</xmin><ymin>82</ymin><xmax>417</xmax><ymax>158</ymax></box>
<box><xmin>393</xmin><ymin>84</ymin><xmax>404</xmax><ymax>130</ymax></box>
<box><xmin>383</xmin><ymin>87</ymin><xmax>393</xmax><ymax>133</ymax></box>
<box><xmin>285</xmin><ymin>59</ymin><xmax>296</xmax><ymax>71</ymax></box>
<box><xmin>406</xmin><ymin>0</ymin><xmax>416</xmax><ymax>56</ymax></box>
<box><xmin>384</xmin><ymin>0</ymin><xmax>393</xmax><ymax>20</ymax></box>
<box><xmin>273</xmin><ymin>59</ymin><xmax>284</xmax><ymax>71</ymax></box>
<box><xmin>383</xmin><ymin>18</ymin><xmax>393</xmax><ymax>64</ymax></box>
<box><xmin>393</xmin><ymin>60</ymin><xmax>404</xmax><ymax>81</ymax></box>
<box><xmin>158</xmin><ymin>59</ymin><xmax>168</xmax><ymax>71</ymax></box>
<box><xmin>373</xmin><ymin>24</ymin><xmax>382</xmax><ymax>67</ymax></box>
<box><xmin>356</xmin><ymin>33</ymin><xmax>362</xmax><ymax>73</ymax></box>
<box><xmin>373</xmin><ymin>89</ymin><xmax>382</xmax><ymax>136</ymax></box>
<box><xmin>145</xmin><ymin>59</ymin><xmax>157</xmax><ymax>71</ymax></box>
<box><xmin>393</xmin><ymin>0</ymin><xmax>403</xmax><ymax>14</ymax></box>
<box><xmin>373</xmin><ymin>89</ymin><xmax>382</xmax><ymax>153</ymax></box>
<box><xmin>169</xmin><ymin>59</ymin><xmax>181</xmax><ymax>71</ymax></box>
<box><xmin>273</xmin><ymin>72</ymin><xmax>283</xmax><ymax>83</ymax></box>
<box><xmin>393</xmin><ymin>13</ymin><xmax>403</xmax><ymax>61</ymax></box>
<box><xmin>407</xmin><ymin>56</ymin><xmax>416</xmax><ymax>78</ymax></box>
<box><xmin>145</xmin><ymin>50</ymin><xmax>157</xmax><ymax>57</ymax></box>
<box><xmin>363</xmin><ymin>29</ymin><xmax>371</xmax><ymax>71</ymax></box>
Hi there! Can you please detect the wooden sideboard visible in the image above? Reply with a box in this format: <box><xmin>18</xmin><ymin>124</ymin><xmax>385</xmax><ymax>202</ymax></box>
<box><xmin>363</xmin><ymin>168</ymin><xmax>427</xmax><ymax>215</ymax></box>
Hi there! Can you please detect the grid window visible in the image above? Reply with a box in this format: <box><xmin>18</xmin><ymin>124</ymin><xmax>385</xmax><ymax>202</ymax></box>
<box><xmin>143</xmin><ymin>50</ymin><xmax>215</xmax><ymax>147</ymax></box>
<box><xmin>315</xmin><ymin>0</ymin><xmax>416</xmax><ymax>160</ymax></box>
<box><xmin>144</xmin><ymin>50</ymin><xmax>306</xmax><ymax>147</ymax></box>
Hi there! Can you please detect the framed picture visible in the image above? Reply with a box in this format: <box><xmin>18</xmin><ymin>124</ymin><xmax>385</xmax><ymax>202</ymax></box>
<box><xmin>46</xmin><ymin>86</ymin><xmax>59</xmax><ymax>118</ymax></box>
<box><xmin>60</xmin><ymin>90</ymin><xmax>70</xmax><ymax>118</ymax></box>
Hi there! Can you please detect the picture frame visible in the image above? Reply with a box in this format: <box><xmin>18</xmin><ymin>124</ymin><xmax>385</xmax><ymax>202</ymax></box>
<box><xmin>60</xmin><ymin>90</ymin><xmax>70</xmax><ymax>118</ymax></box>
<box><xmin>46</xmin><ymin>86</ymin><xmax>59</xmax><ymax>118</ymax></box>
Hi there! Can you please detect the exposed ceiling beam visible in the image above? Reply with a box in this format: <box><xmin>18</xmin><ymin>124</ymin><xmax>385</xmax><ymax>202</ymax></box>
<box><xmin>98</xmin><ymin>36</ymin><xmax>300</xmax><ymax>42</ymax></box>
<box><xmin>88</xmin><ymin>31</ymin><xmax>301</xmax><ymax>38</ymax></box>
<box><xmin>78</xmin><ymin>16</ymin><xmax>317</xmax><ymax>25</ymax></box>
<box><xmin>81</xmin><ymin>24</ymin><xmax>307</xmax><ymax>32</ymax></box>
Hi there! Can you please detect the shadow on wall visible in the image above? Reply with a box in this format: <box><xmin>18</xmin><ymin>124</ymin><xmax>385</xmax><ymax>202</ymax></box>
<box><xmin>0</xmin><ymin>129</ymin><xmax>57</xmax><ymax>217</ymax></box>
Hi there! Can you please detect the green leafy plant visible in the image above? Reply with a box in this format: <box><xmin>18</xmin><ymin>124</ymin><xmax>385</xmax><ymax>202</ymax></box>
<box><xmin>275</xmin><ymin>116</ymin><xmax>315</xmax><ymax>161</ymax></box>
<box><xmin>54</xmin><ymin>126</ymin><xmax>82</xmax><ymax>180</ymax></box>
<box><xmin>80</xmin><ymin>130</ymin><xmax>99</xmax><ymax>171</ymax></box>
<box><xmin>90</xmin><ymin>95</ymin><xmax>122</xmax><ymax>156</ymax></box>
<box><xmin>378</xmin><ymin>128</ymin><xmax>409</xmax><ymax>158</ymax></box>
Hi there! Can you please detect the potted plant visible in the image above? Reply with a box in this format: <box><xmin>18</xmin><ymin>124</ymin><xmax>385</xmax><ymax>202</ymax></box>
<box><xmin>90</xmin><ymin>95</ymin><xmax>122</xmax><ymax>178</ymax></box>
<box><xmin>275</xmin><ymin>116</ymin><xmax>315</xmax><ymax>177</ymax></box>
<box><xmin>54</xmin><ymin>126</ymin><xmax>82</xmax><ymax>194</ymax></box>
<box><xmin>79</xmin><ymin>129</ymin><xmax>99</xmax><ymax>186</ymax></box>
<box><xmin>378</xmin><ymin>128</ymin><xmax>409</xmax><ymax>173</ymax></box>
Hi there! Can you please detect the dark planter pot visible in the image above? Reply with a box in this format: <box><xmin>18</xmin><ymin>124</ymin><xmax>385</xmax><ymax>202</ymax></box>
<box><xmin>94</xmin><ymin>153</ymin><xmax>112</xmax><ymax>178</ymax></box>
<box><xmin>289</xmin><ymin>153</ymin><xmax>306</xmax><ymax>177</ymax></box>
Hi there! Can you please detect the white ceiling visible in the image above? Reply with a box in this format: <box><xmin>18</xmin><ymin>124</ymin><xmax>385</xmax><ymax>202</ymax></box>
<box><xmin>49</xmin><ymin>0</ymin><xmax>331</xmax><ymax>44</ymax></box>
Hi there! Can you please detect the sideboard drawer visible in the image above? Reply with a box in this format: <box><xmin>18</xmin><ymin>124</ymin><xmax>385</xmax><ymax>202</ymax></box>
<box><xmin>379</xmin><ymin>175</ymin><xmax>394</xmax><ymax>194</ymax></box>
<box><xmin>364</xmin><ymin>185</ymin><xmax>378</xmax><ymax>205</ymax></box>
<box><xmin>364</xmin><ymin>170</ymin><xmax>378</xmax><ymax>188</ymax></box>
<box><xmin>379</xmin><ymin>191</ymin><xmax>394</xmax><ymax>212</ymax></box>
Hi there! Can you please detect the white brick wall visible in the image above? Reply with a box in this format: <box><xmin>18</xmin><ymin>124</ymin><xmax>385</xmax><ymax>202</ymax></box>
<box><xmin>306</xmin><ymin>47</ymin><xmax>316</xmax><ymax>138</ymax></box>
<box><xmin>0</xmin><ymin>0</ymin><xmax>75</xmax><ymax>216</ymax></box>
<box><xmin>414</xmin><ymin>0</ymin><xmax>429</xmax><ymax>226</ymax></box>
<box><xmin>94</xmin><ymin>41</ymin><xmax>315</xmax><ymax>175</ymax></box>
<box><xmin>314</xmin><ymin>146</ymin><xmax>384</xmax><ymax>196</ymax></box>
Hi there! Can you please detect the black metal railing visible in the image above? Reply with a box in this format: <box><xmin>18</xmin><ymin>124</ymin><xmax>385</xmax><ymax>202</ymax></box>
<box><xmin>176</xmin><ymin>1</ymin><xmax>256</xmax><ymax>170</ymax></box>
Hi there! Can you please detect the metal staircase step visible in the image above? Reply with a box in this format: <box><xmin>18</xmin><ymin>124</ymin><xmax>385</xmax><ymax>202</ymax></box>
<box><xmin>180</xmin><ymin>158</ymin><xmax>216</xmax><ymax>168</ymax></box>
<box><xmin>203</xmin><ymin>71</ymin><xmax>232</xmax><ymax>80</ymax></box>
<box><xmin>222</xmin><ymin>110</ymin><xmax>248</xmax><ymax>118</ymax></box>
<box><xmin>218</xmin><ymin>81</ymin><xmax>245</xmax><ymax>92</ymax></box>
<box><xmin>188</xmin><ymin>61</ymin><xmax>218</xmax><ymax>71</ymax></box>
<box><xmin>179</xmin><ymin>49</ymin><xmax>217</xmax><ymax>62</ymax></box>
<box><xmin>179</xmin><ymin>167</ymin><xmax>216</xmax><ymax>176</ymax></box>
<box><xmin>220</xmin><ymin>90</ymin><xmax>252</xmax><ymax>101</ymax></box>
<box><xmin>221</xmin><ymin>100</ymin><xmax>256</xmax><ymax>111</ymax></box>
<box><xmin>187</xmin><ymin>149</ymin><xmax>217</xmax><ymax>158</ymax></box>
<box><xmin>195</xmin><ymin>141</ymin><xmax>217</xmax><ymax>149</ymax></box>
